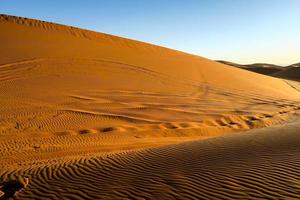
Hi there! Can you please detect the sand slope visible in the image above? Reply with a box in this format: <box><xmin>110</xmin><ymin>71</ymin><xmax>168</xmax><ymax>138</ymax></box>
<box><xmin>0</xmin><ymin>14</ymin><xmax>299</xmax><ymax>138</ymax></box>
<box><xmin>2</xmin><ymin>121</ymin><xmax>300</xmax><ymax>199</ymax></box>
<box><xmin>1</xmin><ymin>14</ymin><xmax>300</xmax><ymax>199</ymax></box>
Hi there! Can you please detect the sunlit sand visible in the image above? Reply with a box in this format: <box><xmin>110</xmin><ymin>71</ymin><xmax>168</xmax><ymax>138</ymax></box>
<box><xmin>1</xmin><ymin>14</ymin><xmax>300</xmax><ymax>199</ymax></box>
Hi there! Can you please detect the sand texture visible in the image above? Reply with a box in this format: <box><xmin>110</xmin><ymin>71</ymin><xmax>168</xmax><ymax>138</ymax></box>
<box><xmin>1</xmin><ymin>14</ymin><xmax>300</xmax><ymax>199</ymax></box>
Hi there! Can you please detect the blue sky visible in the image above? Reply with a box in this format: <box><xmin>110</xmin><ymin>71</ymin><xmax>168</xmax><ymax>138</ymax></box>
<box><xmin>1</xmin><ymin>0</ymin><xmax>299</xmax><ymax>65</ymax></box>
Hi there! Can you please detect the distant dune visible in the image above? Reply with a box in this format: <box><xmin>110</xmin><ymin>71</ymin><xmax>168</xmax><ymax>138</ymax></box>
<box><xmin>217</xmin><ymin>60</ymin><xmax>285</xmax><ymax>75</ymax></box>
<box><xmin>218</xmin><ymin>60</ymin><xmax>300</xmax><ymax>82</ymax></box>
<box><xmin>272</xmin><ymin>66</ymin><xmax>300</xmax><ymax>81</ymax></box>
<box><xmin>1</xmin><ymin>14</ymin><xmax>300</xmax><ymax>199</ymax></box>
<box><xmin>287</xmin><ymin>63</ymin><xmax>300</xmax><ymax>68</ymax></box>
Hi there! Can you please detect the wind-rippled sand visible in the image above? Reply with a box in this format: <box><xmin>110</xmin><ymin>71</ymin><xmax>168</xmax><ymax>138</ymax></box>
<box><xmin>1</xmin><ymin>14</ymin><xmax>300</xmax><ymax>199</ymax></box>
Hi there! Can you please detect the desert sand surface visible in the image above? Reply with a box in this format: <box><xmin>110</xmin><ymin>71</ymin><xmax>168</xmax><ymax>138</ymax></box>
<box><xmin>4</xmin><ymin>121</ymin><xmax>300</xmax><ymax>199</ymax></box>
<box><xmin>1</xmin><ymin>14</ymin><xmax>300</xmax><ymax>199</ymax></box>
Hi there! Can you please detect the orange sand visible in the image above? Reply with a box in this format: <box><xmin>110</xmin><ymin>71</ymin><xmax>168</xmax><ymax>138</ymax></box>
<box><xmin>1</xmin><ymin>14</ymin><xmax>300</xmax><ymax>199</ymax></box>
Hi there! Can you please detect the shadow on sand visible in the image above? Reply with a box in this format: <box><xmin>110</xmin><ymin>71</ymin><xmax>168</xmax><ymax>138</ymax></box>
<box><xmin>0</xmin><ymin>178</ymin><xmax>28</xmax><ymax>200</ymax></box>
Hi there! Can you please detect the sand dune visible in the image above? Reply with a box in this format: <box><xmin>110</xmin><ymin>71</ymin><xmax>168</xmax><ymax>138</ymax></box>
<box><xmin>272</xmin><ymin>66</ymin><xmax>300</xmax><ymax>81</ymax></box>
<box><xmin>2</xmin><ymin>121</ymin><xmax>300</xmax><ymax>199</ymax></box>
<box><xmin>218</xmin><ymin>60</ymin><xmax>300</xmax><ymax>81</ymax></box>
<box><xmin>1</xmin><ymin>14</ymin><xmax>300</xmax><ymax>199</ymax></box>
<box><xmin>288</xmin><ymin>63</ymin><xmax>300</xmax><ymax>68</ymax></box>
<box><xmin>217</xmin><ymin>61</ymin><xmax>284</xmax><ymax>75</ymax></box>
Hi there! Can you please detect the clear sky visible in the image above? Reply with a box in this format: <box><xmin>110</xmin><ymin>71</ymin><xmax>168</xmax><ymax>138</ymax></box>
<box><xmin>1</xmin><ymin>0</ymin><xmax>299</xmax><ymax>65</ymax></box>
